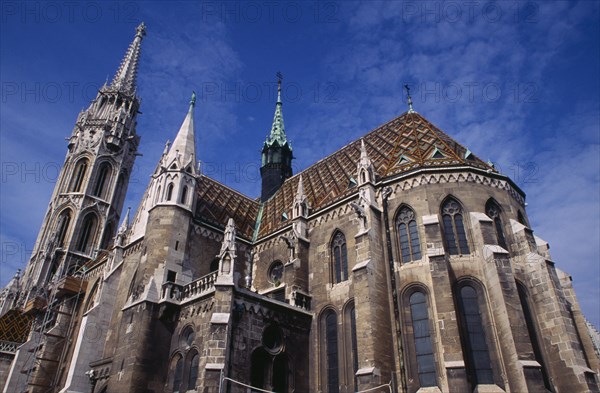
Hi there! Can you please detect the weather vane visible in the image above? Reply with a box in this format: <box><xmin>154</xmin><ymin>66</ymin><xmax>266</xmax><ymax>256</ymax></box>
<box><xmin>404</xmin><ymin>84</ymin><xmax>415</xmax><ymax>113</ymax></box>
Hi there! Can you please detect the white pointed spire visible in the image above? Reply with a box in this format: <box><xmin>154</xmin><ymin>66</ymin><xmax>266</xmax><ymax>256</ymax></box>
<box><xmin>216</xmin><ymin>218</ymin><xmax>237</xmax><ymax>286</ymax></box>
<box><xmin>295</xmin><ymin>175</ymin><xmax>305</xmax><ymax>201</ymax></box>
<box><xmin>116</xmin><ymin>207</ymin><xmax>131</xmax><ymax>246</ymax></box>
<box><xmin>110</xmin><ymin>22</ymin><xmax>146</xmax><ymax>95</ymax></box>
<box><xmin>219</xmin><ymin>218</ymin><xmax>237</xmax><ymax>255</ymax></box>
<box><xmin>293</xmin><ymin>175</ymin><xmax>309</xmax><ymax>219</ymax></box>
<box><xmin>118</xmin><ymin>207</ymin><xmax>131</xmax><ymax>234</ymax></box>
<box><xmin>357</xmin><ymin>139</ymin><xmax>375</xmax><ymax>185</ymax></box>
<box><xmin>165</xmin><ymin>92</ymin><xmax>197</xmax><ymax>171</ymax></box>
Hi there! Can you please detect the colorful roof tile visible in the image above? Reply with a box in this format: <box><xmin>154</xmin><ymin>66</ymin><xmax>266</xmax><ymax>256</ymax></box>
<box><xmin>256</xmin><ymin>111</ymin><xmax>492</xmax><ymax>239</ymax></box>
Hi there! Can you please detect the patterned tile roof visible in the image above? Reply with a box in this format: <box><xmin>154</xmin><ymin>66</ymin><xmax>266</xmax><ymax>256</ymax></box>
<box><xmin>256</xmin><ymin>112</ymin><xmax>493</xmax><ymax>239</ymax></box>
<box><xmin>195</xmin><ymin>175</ymin><xmax>260</xmax><ymax>240</ymax></box>
<box><xmin>0</xmin><ymin>309</ymin><xmax>33</xmax><ymax>343</ymax></box>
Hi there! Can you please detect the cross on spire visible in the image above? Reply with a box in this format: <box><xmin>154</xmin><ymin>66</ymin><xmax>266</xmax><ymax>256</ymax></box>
<box><xmin>404</xmin><ymin>84</ymin><xmax>415</xmax><ymax>113</ymax></box>
<box><xmin>276</xmin><ymin>71</ymin><xmax>283</xmax><ymax>103</ymax></box>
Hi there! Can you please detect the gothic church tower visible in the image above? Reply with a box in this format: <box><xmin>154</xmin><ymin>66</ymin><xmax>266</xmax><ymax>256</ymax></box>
<box><xmin>260</xmin><ymin>77</ymin><xmax>293</xmax><ymax>201</ymax></box>
<box><xmin>18</xmin><ymin>23</ymin><xmax>146</xmax><ymax>304</ymax></box>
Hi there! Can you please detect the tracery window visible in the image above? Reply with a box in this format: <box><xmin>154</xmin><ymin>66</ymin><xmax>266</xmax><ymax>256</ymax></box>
<box><xmin>456</xmin><ymin>284</ymin><xmax>494</xmax><ymax>386</ymax></box>
<box><xmin>441</xmin><ymin>198</ymin><xmax>470</xmax><ymax>255</ymax></box>
<box><xmin>93</xmin><ymin>162</ymin><xmax>112</xmax><ymax>198</ymax></box>
<box><xmin>331</xmin><ymin>231</ymin><xmax>348</xmax><ymax>283</ymax></box>
<box><xmin>345</xmin><ymin>302</ymin><xmax>359</xmax><ymax>392</ymax></box>
<box><xmin>172</xmin><ymin>355</ymin><xmax>183</xmax><ymax>393</ymax></box>
<box><xmin>56</xmin><ymin>210</ymin><xmax>72</xmax><ymax>247</ymax></box>
<box><xmin>70</xmin><ymin>159</ymin><xmax>89</xmax><ymax>192</ymax></box>
<box><xmin>268</xmin><ymin>260</ymin><xmax>284</xmax><ymax>284</ymax></box>
<box><xmin>76</xmin><ymin>214</ymin><xmax>97</xmax><ymax>254</ymax></box>
<box><xmin>180</xmin><ymin>185</ymin><xmax>188</xmax><ymax>204</ymax></box>
<box><xmin>326</xmin><ymin>310</ymin><xmax>339</xmax><ymax>393</ymax></box>
<box><xmin>187</xmin><ymin>351</ymin><xmax>199</xmax><ymax>390</ymax></box>
<box><xmin>409</xmin><ymin>291</ymin><xmax>437</xmax><ymax>387</ymax></box>
<box><xmin>485</xmin><ymin>199</ymin><xmax>507</xmax><ymax>249</ymax></box>
<box><xmin>517</xmin><ymin>282</ymin><xmax>552</xmax><ymax>390</ymax></box>
<box><xmin>396</xmin><ymin>206</ymin><xmax>422</xmax><ymax>263</ymax></box>
<box><xmin>166</xmin><ymin>182</ymin><xmax>174</xmax><ymax>201</ymax></box>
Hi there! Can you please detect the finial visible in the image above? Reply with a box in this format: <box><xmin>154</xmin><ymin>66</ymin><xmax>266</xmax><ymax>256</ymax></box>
<box><xmin>163</xmin><ymin>140</ymin><xmax>171</xmax><ymax>155</ymax></box>
<box><xmin>136</xmin><ymin>22</ymin><xmax>147</xmax><ymax>38</ymax></box>
<box><xmin>276</xmin><ymin>71</ymin><xmax>283</xmax><ymax>103</ymax></box>
<box><xmin>404</xmin><ymin>84</ymin><xmax>415</xmax><ymax>113</ymax></box>
<box><xmin>190</xmin><ymin>91</ymin><xmax>196</xmax><ymax>107</ymax></box>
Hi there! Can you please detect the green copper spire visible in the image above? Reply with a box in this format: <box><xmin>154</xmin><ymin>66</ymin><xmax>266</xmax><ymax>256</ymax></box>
<box><xmin>265</xmin><ymin>73</ymin><xmax>289</xmax><ymax>148</ymax></box>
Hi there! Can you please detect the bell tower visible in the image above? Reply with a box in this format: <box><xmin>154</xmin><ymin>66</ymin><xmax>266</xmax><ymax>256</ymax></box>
<box><xmin>260</xmin><ymin>74</ymin><xmax>293</xmax><ymax>201</ymax></box>
<box><xmin>18</xmin><ymin>23</ymin><xmax>146</xmax><ymax>302</ymax></box>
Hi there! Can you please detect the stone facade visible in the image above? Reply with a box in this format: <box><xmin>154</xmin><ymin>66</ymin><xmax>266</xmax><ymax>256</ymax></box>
<box><xmin>1</xmin><ymin>24</ymin><xmax>599</xmax><ymax>393</ymax></box>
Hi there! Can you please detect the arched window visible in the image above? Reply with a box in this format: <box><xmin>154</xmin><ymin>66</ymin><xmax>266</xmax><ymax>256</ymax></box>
<box><xmin>70</xmin><ymin>159</ymin><xmax>89</xmax><ymax>192</ymax></box>
<box><xmin>251</xmin><ymin>348</ymin><xmax>269</xmax><ymax>390</ymax></box>
<box><xmin>517</xmin><ymin>282</ymin><xmax>552</xmax><ymax>390</ymax></box>
<box><xmin>113</xmin><ymin>173</ymin><xmax>126</xmax><ymax>206</ymax></box>
<box><xmin>273</xmin><ymin>353</ymin><xmax>288</xmax><ymax>393</ymax></box>
<box><xmin>100</xmin><ymin>221</ymin><xmax>114</xmax><ymax>250</ymax></box>
<box><xmin>396</xmin><ymin>205</ymin><xmax>422</xmax><ymax>263</ymax></box>
<box><xmin>93</xmin><ymin>162</ymin><xmax>112</xmax><ymax>198</ymax></box>
<box><xmin>154</xmin><ymin>185</ymin><xmax>162</xmax><ymax>205</ymax></box>
<box><xmin>409</xmin><ymin>291</ymin><xmax>437</xmax><ymax>387</ymax></box>
<box><xmin>441</xmin><ymin>198</ymin><xmax>470</xmax><ymax>255</ymax></box>
<box><xmin>56</xmin><ymin>210</ymin><xmax>72</xmax><ymax>247</ymax></box>
<box><xmin>187</xmin><ymin>351</ymin><xmax>199</xmax><ymax>390</ymax></box>
<box><xmin>485</xmin><ymin>199</ymin><xmax>507</xmax><ymax>249</ymax></box>
<box><xmin>76</xmin><ymin>214</ymin><xmax>97</xmax><ymax>254</ymax></box>
<box><xmin>180</xmin><ymin>186</ymin><xmax>188</xmax><ymax>204</ymax></box>
<box><xmin>345</xmin><ymin>302</ymin><xmax>359</xmax><ymax>392</ymax></box>
<box><xmin>172</xmin><ymin>355</ymin><xmax>183</xmax><ymax>393</ymax></box>
<box><xmin>166</xmin><ymin>182</ymin><xmax>174</xmax><ymax>201</ymax></box>
<box><xmin>323</xmin><ymin>310</ymin><xmax>339</xmax><ymax>393</ymax></box>
<box><xmin>456</xmin><ymin>284</ymin><xmax>494</xmax><ymax>386</ymax></box>
<box><xmin>331</xmin><ymin>231</ymin><xmax>348</xmax><ymax>283</ymax></box>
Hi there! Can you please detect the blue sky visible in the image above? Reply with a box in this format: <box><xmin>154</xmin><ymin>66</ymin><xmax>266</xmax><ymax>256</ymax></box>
<box><xmin>1</xmin><ymin>1</ymin><xmax>598</xmax><ymax>327</ymax></box>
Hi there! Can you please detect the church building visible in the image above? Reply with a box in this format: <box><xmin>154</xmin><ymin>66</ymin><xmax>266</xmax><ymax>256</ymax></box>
<box><xmin>1</xmin><ymin>23</ymin><xmax>599</xmax><ymax>393</ymax></box>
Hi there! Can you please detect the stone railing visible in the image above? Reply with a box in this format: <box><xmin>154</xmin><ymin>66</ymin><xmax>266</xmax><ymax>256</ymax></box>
<box><xmin>291</xmin><ymin>290</ymin><xmax>312</xmax><ymax>311</ymax></box>
<box><xmin>181</xmin><ymin>271</ymin><xmax>217</xmax><ymax>300</ymax></box>
<box><xmin>160</xmin><ymin>271</ymin><xmax>218</xmax><ymax>304</ymax></box>
<box><xmin>0</xmin><ymin>340</ymin><xmax>19</xmax><ymax>354</ymax></box>
<box><xmin>161</xmin><ymin>282</ymin><xmax>183</xmax><ymax>302</ymax></box>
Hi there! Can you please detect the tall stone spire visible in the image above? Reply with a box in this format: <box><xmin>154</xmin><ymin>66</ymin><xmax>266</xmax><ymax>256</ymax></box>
<box><xmin>164</xmin><ymin>92</ymin><xmax>197</xmax><ymax>172</ymax></box>
<box><xmin>110</xmin><ymin>22</ymin><xmax>146</xmax><ymax>95</ymax></box>
<box><xmin>129</xmin><ymin>93</ymin><xmax>198</xmax><ymax>241</ymax></box>
<box><xmin>260</xmin><ymin>73</ymin><xmax>293</xmax><ymax>201</ymax></box>
<box><xmin>266</xmin><ymin>76</ymin><xmax>288</xmax><ymax>147</ymax></box>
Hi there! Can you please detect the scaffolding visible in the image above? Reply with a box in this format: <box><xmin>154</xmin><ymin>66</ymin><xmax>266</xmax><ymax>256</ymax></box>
<box><xmin>21</xmin><ymin>262</ymin><xmax>88</xmax><ymax>393</ymax></box>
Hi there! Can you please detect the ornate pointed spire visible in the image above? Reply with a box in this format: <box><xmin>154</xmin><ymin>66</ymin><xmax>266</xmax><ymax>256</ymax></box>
<box><xmin>165</xmin><ymin>92</ymin><xmax>197</xmax><ymax>170</ymax></box>
<box><xmin>110</xmin><ymin>22</ymin><xmax>146</xmax><ymax>95</ymax></box>
<box><xmin>404</xmin><ymin>84</ymin><xmax>415</xmax><ymax>114</ymax></box>
<box><xmin>265</xmin><ymin>72</ymin><xmax>288</xmax><ymax>147</ymax></box>
<box><xmin>293</xmin><ymin>175</ymin><xmax>309</xmax><ymax>219</ymax></box>
<box><xmin>216</xmin><ymin>218</ymin><xmax>237</xmax><ymax>286</ymax></box>
<box><xmin>357</xmin><ymin>139</ymin><xmax>375</xmax><ymax>185</ymax></box>
<box><xmin>118</xmin><ymin>207</ymin><xmax>131</xmax><ymax>235</ymax></box>
<box><xmin>295</xmin><ymin>175</ymin><xmax>305</xmax><ymax>202</ymax></box>
<box><xmin>116</xmin><ymin>207</ymin><xmax>131</xmax><ymax>246</ymax></box>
